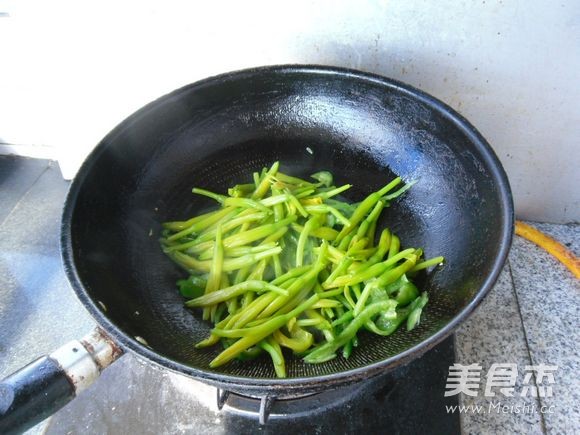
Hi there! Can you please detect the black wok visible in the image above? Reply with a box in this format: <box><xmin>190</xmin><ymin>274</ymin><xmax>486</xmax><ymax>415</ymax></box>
<box><xmin>0</xmin><ymin>65</ymin><xmax>513</xmax><ymax>433</ymax></box>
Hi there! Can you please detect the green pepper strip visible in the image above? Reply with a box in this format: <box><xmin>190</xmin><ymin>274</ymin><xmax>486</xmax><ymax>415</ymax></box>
<box><xmin>353</xmin><ymin>254</ymin><xmax>419</xmax><ymax>316</ymax></box>
<box><xmin>304</xmin><ymin>299</ymin><xmax>398</xmax><ymax>364</ymax></box>
<box><xmin>273</xmin><ymin>327</ymin><xmax>313</xmax><ymax>353</ymax></box>
<box><xmin>332</xmin><ymin>310</ymin><xmax>354</xmax><ymax>327</ymax></box>
<box><xmin>372</xmin><ymin>292</ymin><xmax>428</xmax><ymax>335</ymax></box>
<box><xmin>394</xmin><ymin>280</ymin><xmax>420</xmax><ymax>306</ymax></box>
<box><xmin>259</xmin><ymin>337</ymin><xmax>286</xmax><ymax>378</ymax></box>
<box><xmin>342</xmin><ymin>338</ymin><xmax>354</xmax><ymax>359</ymax></box>
<box><xmin>406</xmin><ymin>292</ymin><xmax>429</xmax><ymax>330</ymax></box>
<box><xmin>311</xmin><ymin>299</ymin><xmax>342</xmax><ymax>309</ymax></box>
<box><xmin>310</xmin><ymin>170</ymin><xmax>333</xmax><ymax>187</ymax></box>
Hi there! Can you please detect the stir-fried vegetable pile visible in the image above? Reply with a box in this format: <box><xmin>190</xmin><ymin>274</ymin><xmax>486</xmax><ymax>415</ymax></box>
<box><xmin>159</xmin><ymin>162</ymin><xmax>444</xmax><ymax>377</ymax></box>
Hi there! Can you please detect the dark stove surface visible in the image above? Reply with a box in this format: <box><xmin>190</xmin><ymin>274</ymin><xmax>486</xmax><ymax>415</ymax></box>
<box><xmin>46</xmin><ymin>336</ymin><xmax>459</xmax><ymax>434</ymax></box>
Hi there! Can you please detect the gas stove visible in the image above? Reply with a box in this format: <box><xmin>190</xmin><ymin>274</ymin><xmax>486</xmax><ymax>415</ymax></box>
<box><xmin>44</xmin><ymin>336</ymin><xmax>459</xmax><ymax>434</ymax></box>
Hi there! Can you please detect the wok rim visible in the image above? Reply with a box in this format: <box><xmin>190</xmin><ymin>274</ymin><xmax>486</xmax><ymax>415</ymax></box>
<box><xmin>61</xmin><ymin>64</ymin><xmax>514</xmax><ymax>392</ymax></box>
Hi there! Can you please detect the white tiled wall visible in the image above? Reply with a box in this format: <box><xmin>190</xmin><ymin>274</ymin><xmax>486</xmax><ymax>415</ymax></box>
<box><xmin>0</xmin><ymin>0</ymin><xmax>578</xmax><ymax>223</ymax></box>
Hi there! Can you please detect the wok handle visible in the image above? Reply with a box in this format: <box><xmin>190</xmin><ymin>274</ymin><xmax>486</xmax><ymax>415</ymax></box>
<box><xmin>0</xmin><ymin>327</ymin><xmax>122</xmax><ymax>435</ymax></box>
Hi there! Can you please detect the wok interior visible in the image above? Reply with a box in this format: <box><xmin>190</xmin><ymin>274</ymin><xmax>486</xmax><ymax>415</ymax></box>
<box><xmin>69</xmin><ymin>69</ymin><xmax>507</xmax><ymax>379</ymax></box>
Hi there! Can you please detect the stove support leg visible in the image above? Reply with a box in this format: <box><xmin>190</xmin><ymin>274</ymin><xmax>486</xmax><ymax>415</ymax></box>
<box><xmin>259</xmin><ymin>395</ymin><xmax>274</xmax><ymax>425</ymax></box>
<box><xmin>216</xmin><ymin>388</ymin><xmax>230</xmax><ymax>410</ymax></box>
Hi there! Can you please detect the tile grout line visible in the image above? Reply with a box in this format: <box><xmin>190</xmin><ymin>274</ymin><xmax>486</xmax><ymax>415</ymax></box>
<box><xmin>452</xmin><ymin>333</ymin><xmax>467</xmax><ymax>435</ymax></box>
<box><xmin>0</xmin><ymin>164</ymin><xmax>50</xmax><ymax>228</ymax></box>
<box><xmin>507</xmin><ymin>259</ymin><xmax>548</xmax><ymax>435</ymax></box>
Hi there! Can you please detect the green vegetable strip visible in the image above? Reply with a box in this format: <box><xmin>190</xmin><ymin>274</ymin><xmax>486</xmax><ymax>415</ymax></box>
<box><xmin>228</xmin><ymin>295</ymin><xmax>276</xmax><ymax>329</ymax></box>
<box><xmin>210</xmin><ymin>293</ymin><xmax>321</xmax><ymax>367</ymax></box>
<box><xmin>252</xmin><ymin>161</ymin><xmax>280</xmax><ymax>199</ymax></box>
<box><xmin>304</xmin><ymin>205</ymin><xmax>351</xmax><ymax>227</ymax></box>
<box><xmin>166</xmin><ymin>207</ymin><xmax>236</xmax><ymax>242</ymax></box>
<box><xmin>334</xmin><ymin>178</ymin><xmax>402</xmax><ymax>243</ymax></box>
<box><xmin>410</xmin><ymin>256</ymin><xmax>445</xmax><ymax>272</ymax></box>
<box><xmin>356</xmin><ymin>201</ymin><xmax>384</xmax><ymax>239</ymax></box>
<box><xmin>343</xmin><ymin>285</ymin><xmax>357</xmax><ymax>309</ymax></box>
<box><xmin>316</xmin><ymin>184</ymin><xmax>352</xmax><ymax>199</ymax></box>
<box><xmin>170</xmin><ymin>247</ymin><xmax>282</xmax><ymax>272</ymax></box>
<box><xmin>353</xmin><ymin>255</ymin><xmax>419</xmax><ymax>316</ymax></box>
<box><xmin>198</xmin><ymin>243</ymin><xmax>277</xmax><ymax>261</ymax></box>
<box><xmin>387</xmin><ymin>234</ymin><xmax>400</xmax><ymax>259</ymax></box>
<box><xmin>273</xmin><ymin>328</ymin><xmax>313</xmax><ymax>353</ymax></box>
<box><xmin>296</xmin><ymin>217</ymin><xmax>319</xmax><ymax>267</ymax></box>
<box><xmin>185</xmin><ymin>216</ymin><xmax>295</xmax><ymax>255</ymax></box>
<box><xmin>285</xmin><ymin>189</ymin><xmax>308</xmax><ymax>218</ymax></box>
<box><xmin>192</xmin><ymin>188</ymin><xmax>272</xmax><ymax>214</ymax></box>
<box><xmin>324</xmin><ymin>248</ymin><xmax>416</xmax><ymax>288</ymax></box>
<box><xmin>382</xmin><ymin>180</ymin><xmax>417</xmax><ymax>201</ymax></box>
<box><xmin>371</xmin><ymin>293</ymin><xmax>429</xmax><ymax>336</ymax></box>
<box><xmin>247</xmin><ymin>259</ymin><xmax>267</xmax><ymax>281</ymax></box>
<box><xmin>271</xmin><ymin>187</ymin><xmax>285</xmax><ymax>222</ymax></box>
<box><xmin>325</xmin><ymin>257</ymin><xmax>354</xmax><ymax>284</ymax></box>
<box><xmin>163</xmin><ymin>208</ymin><xmax>224</xmax><ymax>231</ymax></box>
<box><xmin>304</xmin><ymin>300</ymin><xmax>398</xmax><ymax>363</ymax></box>
<box><xmin>260</xmin><ymin>337</ymin><xmax>286</xmax><ymax>378</ymax></box>
<box><xmin>337</xmin><ymin>233</ymin><xmax>354</xmax><ymax>252</ymax></box>
<box><xmin>203</xmin><ymin>224</ymin><xmax>223</xmax><ymax>321</ymax></box>
<box><xmin>165</xmin><ymin>211</ymin><xmax>267</xmax><ymax>252</ymax></box>
<box><xmin>159</xmin><ymin>163</ymin><xmax>443</xmax><ymax>377</ymax></box>
<box><xmin>228</xmin><ymin>183</ymin><xmax>255</xmax><ymax>197</ymax></box>
<box><xmin>310</xmin><ymin>170</ymin><xmax>333</xmax><ymax>187</ymax></box>
<box><xmin>272</xmin><ymin>254</ymin><xmax>283</xmax><ymax>277</ymax></box>
<box><xmin>275</xmin><ymin>172</ymin><xmax>316</xmax><ymax>186</ymax></box>
<box><xmin>257</xmin><ymin>263</ymin><xmax>325</xmax><ymax>320</ymax></box>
